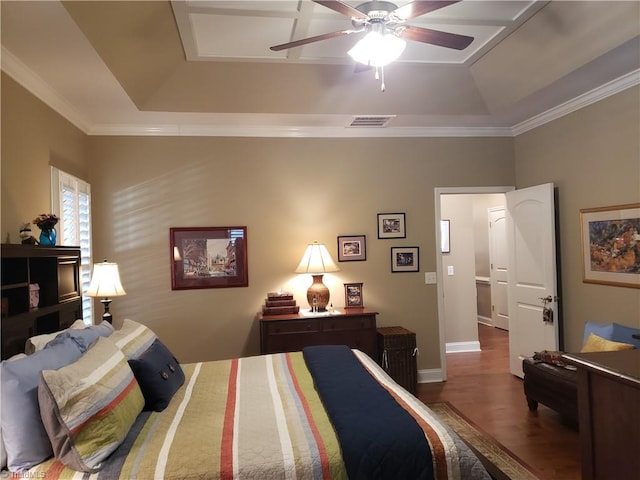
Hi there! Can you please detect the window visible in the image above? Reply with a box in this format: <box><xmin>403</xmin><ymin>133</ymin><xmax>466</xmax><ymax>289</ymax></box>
<box><xmin>51</xmin><ymin>167</ymin><xmax>93</xmax><ymax>324</ymax></box>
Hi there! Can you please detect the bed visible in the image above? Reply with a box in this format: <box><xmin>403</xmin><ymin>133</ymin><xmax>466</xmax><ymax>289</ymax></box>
<box><xmin>1</xmin><ymin>319</ymin><xmax>491</xmax><ymax>479</ymax></box>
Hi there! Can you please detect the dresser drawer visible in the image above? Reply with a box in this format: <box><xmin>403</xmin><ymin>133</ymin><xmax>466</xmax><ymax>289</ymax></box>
<box><xmin>323</xmin><ymin>315</ymin><xmax>375</xmax><ymax>332</ymax></box>
<box><xmin>264</xmin><ymin>319</ymin><xmax>321</xmax><ymax>335</ymax></box>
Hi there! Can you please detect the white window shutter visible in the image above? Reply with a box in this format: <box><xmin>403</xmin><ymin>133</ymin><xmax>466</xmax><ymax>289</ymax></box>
<box><xmin>51</xmin><ymin>167</ymin><xmax>94</xmax><ymax>324</ymax></box>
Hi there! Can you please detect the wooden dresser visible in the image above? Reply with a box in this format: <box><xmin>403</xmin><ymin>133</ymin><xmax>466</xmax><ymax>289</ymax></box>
<box><xmin>259</xmin><ymin>308</ymin><xmax>377</xmax><ymax>358</ymax></box>
<box><xmin>563</xmin><ymin>349</ymin><xmax>640</xmax><ymax>480</ymax></box>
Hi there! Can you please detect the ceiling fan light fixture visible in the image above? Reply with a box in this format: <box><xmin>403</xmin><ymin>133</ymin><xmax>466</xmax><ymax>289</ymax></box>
<box><xmin>347</xmin><ymin>30</ymin><xmax>406</xmax><ymax>67</ymax></box>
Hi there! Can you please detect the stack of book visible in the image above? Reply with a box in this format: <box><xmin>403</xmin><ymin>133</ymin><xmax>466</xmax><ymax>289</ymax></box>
<box><xmin>262</xmin><ymin>292</ymin><xmax>299</xmax><ymax>315</ymax></box>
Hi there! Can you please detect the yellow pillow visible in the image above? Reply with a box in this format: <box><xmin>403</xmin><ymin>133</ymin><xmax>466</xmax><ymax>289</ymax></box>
<box><xmin>581</xmin><ymin>333</ymin><xmax>635</xmax><ymax>353</ymax></box>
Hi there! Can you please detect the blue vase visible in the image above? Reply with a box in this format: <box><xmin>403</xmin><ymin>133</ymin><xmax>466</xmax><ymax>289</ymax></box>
<box><xmin>39</xmin><ymin>228</ymin><xmax>57</xmax><ymax>246</ymax></box>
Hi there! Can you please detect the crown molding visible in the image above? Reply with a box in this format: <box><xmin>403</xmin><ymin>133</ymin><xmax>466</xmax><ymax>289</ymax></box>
<box><xmin>3</xmin><ymin>46</ymin><xmax>638</xmax><ymax>139</ymax></box>
<box><xmin>1</xmin><ymin>47</ymin><xmax>91</xmax><ymax>133</ymax></box>
<box><xmin>511</xmin><ymin>69</ymin><xmax>640</xmax><ymax>136</ymax></box>
<box><xmin>87</xmin><ymin>123</ymin><xmax>513</xmax><ymax>138</ymax></box>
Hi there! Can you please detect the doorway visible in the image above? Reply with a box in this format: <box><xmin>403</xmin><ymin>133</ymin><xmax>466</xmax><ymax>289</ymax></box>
<box><xmin>434</xmin><ymin>186</ymin><xmax>513</xmax><ymax>381</ymax></box>
<box><xmin>435</xmin><ymin>184</ymin><xmax>560</xmax><ymax>380</ymax></box>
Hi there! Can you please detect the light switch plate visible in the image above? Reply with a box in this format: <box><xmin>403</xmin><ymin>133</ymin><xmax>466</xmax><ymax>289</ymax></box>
<box><xmin>447</xmin><ymin>265</ymin><xmax>455</xmax><ymax>276</ymax></box>
<box><xmin>425</xmin><ymin>272</ymin><xmax>437</xmax><ymax>284</ymax></box>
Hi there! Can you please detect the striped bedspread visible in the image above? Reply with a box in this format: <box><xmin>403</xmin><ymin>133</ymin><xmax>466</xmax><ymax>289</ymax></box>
<box><xmin>29</xmin><ymin>350</ymin><xmax>489</xmax><ymax>479</ymax></box>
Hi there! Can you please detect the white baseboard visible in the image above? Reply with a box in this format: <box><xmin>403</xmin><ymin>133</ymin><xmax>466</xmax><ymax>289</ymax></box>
<box><xmin>477</xmin><ymin>315</ymin><xmax>493</xmax><ymax>326</ymax></box>
<box><xmin>418</xmin><ymin>368</ymin><xmax>444</xmax><ymax>383</ymax></box>
<box><xmin>445</xmin><ymin>341</ymin><xmax>481</xmax><ymax>353</ymax></box>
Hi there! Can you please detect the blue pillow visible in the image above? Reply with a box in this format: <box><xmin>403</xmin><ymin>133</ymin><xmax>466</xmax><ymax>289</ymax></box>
<box><xmin>611</xmin><ymin>323</ymin><xmax>640</xmax><ymax>349</ymax></box>
<box><xmin>0</xmin><ymin>336</ymin><xmax>83</xmax><ymax>471</ymax></box>
<box><xmin>47</xmin><ymin>320</ymin><xmax>114</xmax><ymax>352</ymax></box>
<box><xmin>128</xmin><ymin>339</ymin><xmax>184</xmax><ymax>412</ymax></box>
<box><xmin>583</xmin><ymin>321</ymin><xmax>614</xmax><ymax>346</ymax></box>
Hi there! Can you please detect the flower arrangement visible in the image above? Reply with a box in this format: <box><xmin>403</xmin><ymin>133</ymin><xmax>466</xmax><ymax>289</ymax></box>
<box><xmin>33</xmin><ymin>213</ymin><xmax>59</xmax><ymax>231</ymax></box>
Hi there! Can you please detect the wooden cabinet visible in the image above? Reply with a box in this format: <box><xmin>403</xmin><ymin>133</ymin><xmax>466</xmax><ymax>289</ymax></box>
<box><xmin>563</xmin><ymin>350</ymin><xmax>640</xmax><ymax>480</ymax></box>
<box><xmin>259</xmin><ymin>308</ymin><xmax>377</xmax><ymax>358</ymax></box>
<box><xmin>1</xmin><ymin>244</ymin><xmax>82</xmax><ymax>359</ymax></box>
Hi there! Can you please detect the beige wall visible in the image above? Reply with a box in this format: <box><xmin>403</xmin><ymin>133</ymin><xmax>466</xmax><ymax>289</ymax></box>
<box><xmin>2</xmin><ymin>74</ymin><xmax>638</xmax><ymax>370</ymax></box>
<box><xmin>440</xmin><ymin>194</ymin><xmax>480</xmax><ymax>347</ymax></box>
<box><xmin>1</xmin><ymin>74</ymin><xmax>88</xmax><ymax>240</ymax></box>
<box><xmin>85</xmin><ymin>135</ymin><xmax>514</xmax><ymax>367</ymax></box>
<box><xmin>514</xmin><ymin>86</ymin><xmax>640</xmax><ymax>351</ymax></box>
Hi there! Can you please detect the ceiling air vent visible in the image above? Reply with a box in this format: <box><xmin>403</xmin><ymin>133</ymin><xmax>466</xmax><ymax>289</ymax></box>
<box><xmin>348</xmin><ymin>115</ymin><xmax>395</xmax><ymax>128</ymax></box>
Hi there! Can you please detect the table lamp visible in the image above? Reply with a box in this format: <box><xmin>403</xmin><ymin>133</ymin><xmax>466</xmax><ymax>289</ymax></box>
<box><xmin>86</xmin><ymin>260</ymin><xmax>127</xmax><ymax>324</ymax></box>
<box><xmin>295</xmin><ymin>241</ymin><xmax>339</xmax><ymax>312</ymax></box>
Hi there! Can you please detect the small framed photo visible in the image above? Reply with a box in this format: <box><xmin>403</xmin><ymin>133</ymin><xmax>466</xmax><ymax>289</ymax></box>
<box><xmin>337</xmin><ymin>235</ymin><xmax>367</xmax><ymax>262</ymax></box>
<box><xmin>391</xmin><ymin>246</ymin><xmax>419</xmax><ymax>273</ymax></box>
<box><xmin>579</xmin><ymin>203</ymin><xmax>640</xmax><ymax>288</ymax></box>
<box><xmin>440</xmin><ymin>219</ymin><xmax>451</xmax><ymax>253</ymax></box>
<box><xmin>344</xmin><ymin>283</ymin><xmax>364</xmax><ymax>308</ymax></box>
<box><xmin>377</xmin><ymin>213</ymin><xmax>406</xmax><ymax>239</ymax></box>
<box><xmin>170</xmin><ymin>226</ymin><xmax>248</xmax><ymax>290</ymax></box>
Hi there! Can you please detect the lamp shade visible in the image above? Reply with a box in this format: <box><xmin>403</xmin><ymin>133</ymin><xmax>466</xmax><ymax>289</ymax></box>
<box><xmin>348</xmin><ymin>30</ymin><xmax>406</xmax><ymax>67</ymax></box>
<box><xmin>86</xmin><ymin>261</ymin><xmax>127</xmax><ymax>298</ymax></box>
<box><xmin>295</xmin><ymin>242</ymin><xmax>340</xmax><ymax>274</ymax></box>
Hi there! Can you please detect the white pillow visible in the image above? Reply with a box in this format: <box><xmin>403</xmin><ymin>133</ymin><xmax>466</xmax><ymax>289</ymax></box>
<box><xmin>0</xmin><ymin>353</ymin><xmax>26</xmax><ymax>470</ymax></box>
<box><xmin>24</xmin><ymin>319</ymin><xmax>86</xmax><ymax>354</ymax></box>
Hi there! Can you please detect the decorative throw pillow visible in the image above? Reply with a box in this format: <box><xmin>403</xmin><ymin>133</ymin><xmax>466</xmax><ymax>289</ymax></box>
<box><xmin>24</xmin><ymin>319</ymin><xmax>86</xmax><ymax>354</ymax></box>
<box><xmin>581</xmin><ymin>333</ymin><xmax>635</xmax><ymax>353</ymax></box>
<box><xmin>109</xmin><ymin>318</ymin><xmax>157</xmax><ymax>360</ymax></box>
<box><xmin>582</xmin><ymin>321</ymin><xmax>614</xmax><ymax>346</ymax></box>
<box><xmin>128</xmin><ymin>339</ymin><xmax>185</xmax><ymax>411</ymax></box>
<box><xmin>611</xmin><ymin>322</ymin><xmax>640</xmax><ymax>349</ymax></box>
<box><xmin>0</xmin><ymin>335</ymin><xmax>83</xmax><ymax>472</ymax></box>
<box><xmin>38</xmin><ymin>337</ymin><xmax>144</xmax><ymax>472</ymax></box>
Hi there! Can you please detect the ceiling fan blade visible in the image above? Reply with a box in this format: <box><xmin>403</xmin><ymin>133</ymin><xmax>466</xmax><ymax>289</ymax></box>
<box><xmin>270</xmin><ymin>29</ymin><xmax>359</xmax><ymax>51</ymax></box>
<box><xmin>313</xmin><ymin>0</ymin><xmax>369</xmax><ymax>19</ymax></box>
<box><xmin>400</xmin><ymin>25</ymin><xmax>473</xmax><ymax>50</ymax></box>
<box><xmin>393</xmin><ymin>1</ymin><xmax>461</xmax><ymax>20</ymax></box>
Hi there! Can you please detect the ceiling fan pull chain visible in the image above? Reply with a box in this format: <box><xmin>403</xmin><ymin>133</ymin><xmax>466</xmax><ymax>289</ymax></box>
<box><xmin>380</xmin><ymin>65</ymin><xmax>386</xmax><ymax>92</ymax></box>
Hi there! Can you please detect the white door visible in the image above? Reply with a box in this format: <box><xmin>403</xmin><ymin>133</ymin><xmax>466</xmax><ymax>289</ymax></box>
<box><xmin>506</xmin><ymin>183</ymin><xmax>559</xmax><ymax>378</ymax></box>
<box><xmin>488</xmin><ymin>207</ymin><xmax>509</xmax><ymax>331</ymax></box>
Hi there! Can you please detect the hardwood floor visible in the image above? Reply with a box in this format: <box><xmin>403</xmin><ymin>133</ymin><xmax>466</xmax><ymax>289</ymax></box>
<box><xmin>418</xmin><ymin>324</ymin><xmax>581</xmax><ymax>480</ymax></box>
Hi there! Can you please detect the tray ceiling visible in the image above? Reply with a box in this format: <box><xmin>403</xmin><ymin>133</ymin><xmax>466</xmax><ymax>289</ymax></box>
<box><xmin>1</xmin><ymin>0</ymin><xmax>639</xmax><ymax>137</ymax></box>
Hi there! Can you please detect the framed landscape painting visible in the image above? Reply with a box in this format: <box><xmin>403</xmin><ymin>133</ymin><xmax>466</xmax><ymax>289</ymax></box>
<box><xmin>580</xmin><ymin>203</ymin><xmax>640</xmax><ymax>288</ymax></box>
<box><xmin>170</xmin><ymin>227</ymin><xmax>248</xmax><ymax>289</ymax></box>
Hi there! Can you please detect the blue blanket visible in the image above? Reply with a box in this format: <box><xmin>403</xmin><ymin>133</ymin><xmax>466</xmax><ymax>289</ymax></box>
<box><xmin>303</xmin><ymin>345</ymin><xmax>434</xmax><ymax>480</ymax></box>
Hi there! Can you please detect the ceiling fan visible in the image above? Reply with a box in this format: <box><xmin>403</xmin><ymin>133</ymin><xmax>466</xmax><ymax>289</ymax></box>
<box><xmin>270</xmin><ymin>0</ymin><xmax>474</xmax><ymax>57</ymax></box>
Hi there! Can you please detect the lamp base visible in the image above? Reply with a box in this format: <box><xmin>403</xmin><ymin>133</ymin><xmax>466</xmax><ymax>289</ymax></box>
<box><xmin>100</xmin><ymin>298</ymin><xmax>113</xmax><ymax>324</ymax></box>
<box><xmin>306</xmin><ymin>274</ymin><xmax>330</xmax><ymax>312</ymax></box>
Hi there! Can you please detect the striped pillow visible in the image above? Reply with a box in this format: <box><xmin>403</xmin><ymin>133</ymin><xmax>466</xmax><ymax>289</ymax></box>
<box><xmin>109</xmin><ymin>318</ymin><xmax>157</xmax><ymax>360</ymax></box>
<box><xmin>38</xmin><ymin>337</ymin><xmax>144</xmax><ymax>472</ymax></box>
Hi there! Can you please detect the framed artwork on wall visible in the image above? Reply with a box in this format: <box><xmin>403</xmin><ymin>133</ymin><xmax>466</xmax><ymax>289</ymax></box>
<box><xmin>391</xmin><ymin>246</ymin><xmax>419</xmax><ymax>273</ymax></box>
<box><xmin>579</xmin><ymin>203</ymin><xmax>640</xmax><ymax>288</ymax></box>
<box><xmin>344</xmin><ymin>282</ymin><xmax>364</xmax><ymax>308</ymax></box>
<box><xmin>170</xmin><ymin>226</ymin><xmax>248</xmax><ymax>290</ymax></box>
<box><xmin>440</xmin><ymin>219</ymin><xmax>451</xmax><ymax>253</ymax></box>
<box><xmin>337</xmin><ymin>235</ymin><xmax>367</xmax><ymax>262</ymax></box>
<box><xmin>377</xmin><ymin>213</ymin><xmax>406</xmax><ymax>239</ymax></box>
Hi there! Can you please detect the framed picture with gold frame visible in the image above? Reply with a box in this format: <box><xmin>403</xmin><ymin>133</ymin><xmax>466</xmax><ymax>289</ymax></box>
<box><xmin>579</xmin><ymin>203</ymin><xmax>640</xmax><ymax>288</ymax></box>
